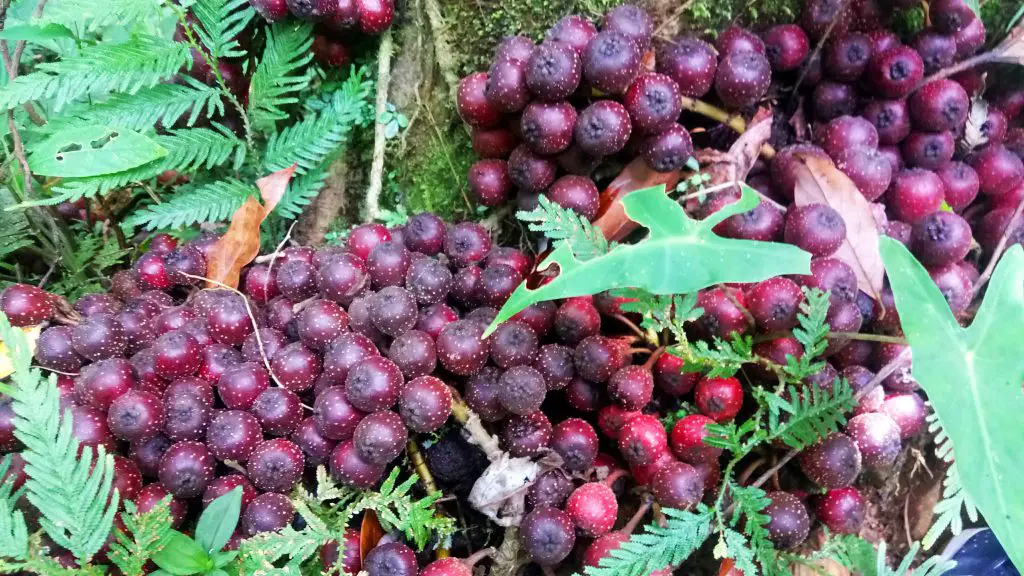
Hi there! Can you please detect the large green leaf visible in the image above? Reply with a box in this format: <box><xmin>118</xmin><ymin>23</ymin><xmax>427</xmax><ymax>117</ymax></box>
<box><xmin>880</xmin><ymin>237</ymin><xmax>1024</xmax><ymax>572</ymax></box>
<box><xmin>28</xmin><ymin>125</ymin><xmax>167</xmax><ymax>178</ymax></box>
<box><xmin>485</xmin><ymin>184</ymin><xmax>812</xmax><ymax>336</ymax></box>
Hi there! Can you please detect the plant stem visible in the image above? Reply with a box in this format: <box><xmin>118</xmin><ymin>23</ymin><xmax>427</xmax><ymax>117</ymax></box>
<box><xmin>913</xmin><ymin>52</ymin><xmax>998</xmax><ymax>92</ymax></box>
<box><xmin>826</xmin><ymin>331</ymin><xmax>908</xmax><ymax>345</ymax></box>
<box><xmin>973</xmin><ymin>190</ymin><xmax>1024</xmax><ymax>297</ymax></box>
<box><xmin>364</xmin><ymin>29</ymin><xmax>394</xmax><ymax>222</ymax></box>
<box><xmin>680</xmin><ymin>97</ymin><xmax>777</xmax><ymax>159</ymax></box>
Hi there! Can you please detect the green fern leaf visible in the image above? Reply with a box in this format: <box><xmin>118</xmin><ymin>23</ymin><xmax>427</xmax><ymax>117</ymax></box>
<box><xmin>275</xmin><ymin>167</ymin><xmax>327</xmax><ymax>219</ymax></box>
<box><xmin>248</xmin><ymin>22</ymin><xmax>315</xmax><ymax>131</ymax></box>
<box><xmin>190</xmin><ymin>0</ymin><xmax>256</xmax><ymax>60</ymax></box>
<box><xmin>50</xmin><ymin>79</ymin><xmax>224</xmax><ymax>133</ymax></box>
<box><xmin>0</xmin><ymin>36</ymin><xmax>191</xmax><ymax>112</ymax></box>
<box><xmin>768</xmin><ymin>379</ymin><xmax>857</xmax><ymax>450</ymax></box>
<box><xmin>239</xmin><ymin>524</ymin><xmax>330</xmax><ymax>573</ymax></box>
<box><xmin>0</xmin><ymin>456</ymin><xmax>29</xmax><ymax>562</ymax></box>
<box><xmin>0</xmin><ymin>314</ymin><xmax>119</xmax><ymax>566</ymax></box>
<box><xmin>125</xmin><ymin>179</ymin><xmax>256</xmax><ymax>230</ymax></box>
<box><xmin>806</xmin><ymin>533</ymin><xmax>878</xmax><ymax>575</ymax></box>
<box><xmin>924</xmin><ymin>461</ymin><xmax>978</xmax><ymax>548</ymax></box>
<box><xmin>517</xmin><ymin>194</ymin><xmax>610</xmax><ymax>261</ymax></box>
<box><xmin>109</xmin><ymin>499</ymin><xmax>175</xmax><ymax>576</ymax></box>
<box><xmin>0</xmin><ymin>188</ymin><xmax>33</xmax><ymax>261</ymax></box>
<box><xmin>262</xmin><ymin>70</ymin><xmax>371</xmax><ymax>175</ymax></box>
<box><xmin>585</xmin><ymin>507</ymin><xmax>713</xmax><ymax>576</ymax></box>
<box><xmin>38</xmin><ymin>0</ymin><xmax>167</xmax><ymax>31</ymax></box>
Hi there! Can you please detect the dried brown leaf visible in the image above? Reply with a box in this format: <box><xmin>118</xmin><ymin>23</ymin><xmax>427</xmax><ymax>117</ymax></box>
<box><xmin>592</xmin><ymin>157</ymin><xmax>681</xmax><ymax>242</ymax></box>
<box><xmin>994</xmin><ymin>21</ymin><xmax>1024</xmax><ymax>64</ymax></box>
<box><xmin>793</xmin><ymin>155</ymin><xmax>885</xmax><ymax>300</ymax></box>
<box><xmin>204</xmin><ymin>165</ymin><xmax>296</xmax><ymax>288</ymax></box>
<box><xmin>701</xmin><ymin>116</ymin><xmax>774</xmax><ymax>190</ymax></box>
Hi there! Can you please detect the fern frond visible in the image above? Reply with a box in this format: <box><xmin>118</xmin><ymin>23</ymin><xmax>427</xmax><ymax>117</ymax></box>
<box><xmin>40</xmin><ymin>127</ymin><xmax>245</xmax><ymax>205</ymax></box>
<box><xmin>0</xmin><ymin>456</ymin><xmax>29</xmax><ymax>562</ymax></box>
<box><xmin>38</xmin><ymin>0</ymin><xmax>167</xmax><ymax>31</ymax></box>
<box><xmin>683</xmin><ymin>333</ymin><xmax>755</xmax><ymax>378</ymax></box>
<box><xmin>275</xmin><ymin>167</ymin><xmax>327</xmax><ymax>219</ymax></box>
<box><xmin>248</xmin><ymin>22</ymin><xmax>315</xmax><ymax>130</ymax></box>
<box><xmin>804</xmin><ymin>533</ymin><xmax>878</xmax><ymax>575</ymax></box>
<box><xmin>517</xmin><ymin>194</ymin><xmax>610</xmax><ymax>261</ymax></box>
<box><xmin>923</xmin><ymin>461</ymin><xmax>978</xmax><ymax>549</ymax></box>
<box><xmin>239</xmin><ymin>524</ymin><xmax>330</xmax><ymax>573</ymax></box>
<box><xmin>727</xmin><ymin>483</ymin><xmax>778</xmax><ymax>576</ymax></box>
<box><xmin>0</xmin><ymin>189</ymin><xmax>33</xmax><ymax>261</ymax></box>
<box><xmin>125</xmin><ymin>179</ymin><xmax>256</xmax><ymax>230</ymax></box>
<box><xmin>585</xmin><ymin>507</ymin><xmax>713</xmax><ymax>576</ymax></box>
<box><xmin>191</xmin><ymin>0</ymin><xmax>256</xmax><ymax>60</ymax></box>
<box><xmin>767</xmin><ymin>379</ymin><xmax>857</xmax><ymax>450</ymax></box>
<box><xmin>879</xmin><ymin>542</ymin><xmax>957</xmax><ymax>576</ymax></box>
<box><xmin>0</xmin><ymin>36</ymin><xmax>191</xmax><ymax>112</ymax></box>
<box><xmin>0</xmin><ymin>315</ymin><xmax>118</xmax><ymax>565</ymax></box>
<box><xmin>262</xmin><ymin>71</ymin><xmax>371</xmax><ymax>175</ymax></box>
<box><xmin>783</xmin><ymin>287</ymin><xmax>830</xmax><ymax>380</ymax></box>
<box><xmin>51</xmin><ymin>79</ymin><xmax>224</xmax><ymax>133</ymax></box>
<box><xmin>614</xmin><ymin>289</ymin><xmax>702</xmax><ymax>338</ymax></box>
<box><xmin>108</xmin><ymin>499</ymin><xmax>175</xmax><ymax>576</ymax></box>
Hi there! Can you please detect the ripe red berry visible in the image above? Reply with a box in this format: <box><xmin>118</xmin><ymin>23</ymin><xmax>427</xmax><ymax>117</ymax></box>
<box><xmin>695</xmin><ymin>376</ymin><xmax>743</xmax><ymax>422</ymax></box>
<box><xmin>618</xmin><ymin>414</ymin><xmax>668</xmax><ymax>466</ymax></box>
<box><xmin>271</xmin><ymin>342</ymin><xmax>322</xmax><ymax>392</ymax></box>
<box><xmin>158</xmin><ymin>441</ymin><xmax>215</xmax><ymax>498</ymax></box>
<box><xmin>206</xmin><ymin>410</ymin><xmax>263</xmax><ymax>463</ymax></box>
<box><xmin>136</xmin><ymin>483</ymin><xmax>186</xmax><ymax>527</ymax></box>
<box><xmin>330</xmin><ymin>440</ymin><xmax>385</xmax><ymax>488</ymax></box>
<box><xmin>715</xmin><ymin>51</ymin><xmax>771</xmax><ymax>109</ymax></box>
<box><xmin>251</xmin><ymin>387</ymin><xmax>303</xmax><ymax>436</ymax></box>
<box><xmin>436</xmin><ymin>320</ymin><xmax>489</xmax><ymax>376</ymax></box>
<box><xmin>1</xmin><ymin>284</ymin><xmax>54</xmax><ymax>327</ymax></box>
<box><xmin>763</xmin><ymin>24</ymin><xmax>809</xmax><ymax>71</ymax></box>
<box><xmin>846</xmin><ymin>412</ymin><xmax>902</xmax><ymax>468</ymax></box>
<box><xmin>799</xmin><ymin>432</ymin><xmax>862</xmax><ymax>488</ymax></box>
<box><xmin>888</xmin><ymin>168</ymin><xmax>945</xmax><ymax>224</ymax></box>
<box><xmin>398</xmin><ymin>376</ymin><xmax>452</xmax><ymax>433</ymax></box>
<box><xmin>465</xmin><ymin>367</ymin><xmax>508</xmax><ymax>422</ymax></box>
<box><xmin>75</xmin><ymin>358</ymin><xmax>135</xmax><ymax>411</ymax></box>
<box><xmin>134</xmin><ymin>251</ymin><xmax>172</xmax><ymax>290</ymax></box>
<box><xmin>457</xmin><ymin>72</ymin><xmax>502</xmax><ymax>128</ymax></box>
<box><xmin>565</xmin><ymin>482</ymin><xmax>617</xmax><ymax>536</ymax></box>
<box><xmin>652</xmin><ymin>460</ymin><xmax>704</xmax><ymax>509</ymax></box>
<box><xmin>498</xmin><ymin>366</ymin><xmax>547</xmax><ymax>416</ymax></box>
<box><xmin>347</xmin><ymin>223</ymin><xmax>391</xmax><ymax>261</ymax></box>
<box><xmin>35</xmin><ymin>326</ymin><xmax>83</xmax><ymax>373</ymax></box>
<box><xmin>468</xmin><ymin>159</ymin><xmax>513</xmax><ymax>207</ymax></box>
<box><xmin>129</xmin><ymin>434</ymin><xmax>171</xmax><ymax>477</ymax></box>
<box><xmin>551</xmin><ymin>418</ymin><xmax>598</xmax><ymax>471</ymax></box>
<box><xmin>507</xmin><ymin>145</ymin><xmax>558</xmax><ymax>193</ymax></box>
<box><xmin>218</xmin><ymin>363</ymin><xmax>270</xmax><ymax>410</ymax></box>
<box><xmin>525</xmin><ymin>41</ymin><xmax>581</xmax><ymax>101</ymax></box>
<box><xmin>248</xmin><ymin>438</ymin><xmax>304</xmax><ymax>493</ymax></box>
<box><xmin>868</xmin><ymin>45</ymin><xmax>924</xmax><ymax>99</ymax></box>
<box><xmin>356</xmin><ymin>0</ymin><xmax>393</xmax><ymax>34</ymax></box>
<box><xmin>364</xmin><ymin>543</ymin><xmax>418</xmax><ymax>576</ymax></box>
<box><xmin>817</xmin><ymin>487</ymin><xmax>865</xmax><ymax>534</ymax></box>
<box><xmin>162</xmin><ymin>392</ymin><xmax>210</xmax><ymax>441</ymax></box>
<box><xmin>345</xmin><ymin>356</ymin><xmax>404</xmax><ymax>412</ymax></box>
<box><xmin>520</xmin><ymin>507</ymin><xmax>576</xmax><ymax>566</ymax></box>
<box><xmin>670</xmin><ymin>414</ymin><xmax>723</xmax><ymax>464</ymax></box>
<box><xmin>764</xmin><ymin>491</ymin><xmax>810</xmax><ymax>549</ymax></box>
<box><xmin>501</xmin><ymin>412</ymin><xmax>553</xmax><ymax>457</ymax></box>
<box><xmin>72</xmin><ymin>314</ymin><xmax>128</xmax><ymax>361</ymax></box>
<box><xmin>202</xmin><ymin>474</ymin><xmax>257</xmax><ymax>512</ymax></box>
<box><xmin>528</xmin><ymin>469</ymin><xmax>574</xmax><ymax>509</ymax></box>
<box><xmin>352</xmin><ymin>411</ymin><xmax>407</xmax><ymax>466</ymax></box>
<box><xmin>607</xmin><ymin>365</ymin><xmax>654</xmax><ymax>411</ymax></box>
<box><xmin>243</xmin><ymin>492</ymin><xmax>294</xmax><ymax>535</ymax></box>
<box><xmin>107</xmin><ymin>390</ymin><xmax>164</xmax><ymax>442</ymax></box>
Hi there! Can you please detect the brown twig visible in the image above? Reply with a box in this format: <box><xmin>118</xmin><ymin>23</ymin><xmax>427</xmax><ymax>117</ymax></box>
<box><xmin>181</xmin><ymin>273</ymin><xmax>284</xmax><ymax>387</ymax></box>
<box><xmin>95</xmin><ymin>195</ymin><xmax>128</xmax><ymax>250</ymax></box>
<box><xmin>973</xmin><ymin>191</ymin><xmax>1024</xmax><ymax>297</ymax></box>
<box><xmin>791</xmin><ymin>0</ymin><xmax>850</xmax><ymax>94</ymax></box>
<box><xmin>612</xmin><ymin>313</ymin><xmax>647</xmax><ymax>340</ymax></box>
<box><xmin>913</xmin><ymin>52</ymin><xmax>997</xmax><ymax>93</ymax></box>
<box><xmin>736</xmin><ymin>456</ymin><xmax>767</xmax><ymax>485</ymax></box>
<box><xmin>746</xmin><ymin>347</ymin><xmax>912</xmax><ymax>490</ymax></box>
<box><xmin>680</xmin><ymin>97</ymin><xmax>777</xmax><ymax>159</ymax></box>
<box><xmin>652</xmin><ymin>0</ymin><xmax>696</xmax><ymax>39</ymax></box>
<box><xmin>722</xmin><ymin>285</ymin><xmax>756</xmax><ymax>329</ymax></box>
<box><xmin>0</xmin><ymin>0</ymin><xmax>48</xmax><ymax>126</ymax></box>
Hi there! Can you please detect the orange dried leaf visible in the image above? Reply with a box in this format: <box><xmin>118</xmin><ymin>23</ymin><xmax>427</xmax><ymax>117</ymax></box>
<box><xmin>593</xmin><ymin>158</ymin><xmax>680</xmax><ymax>242</ymax></box>
<box><xmin>360</xmin><ymin>509</ymin><xmax>385</xmax><ymax>563</ymax></box>
<box><xmin>204</xmin><ymin>165</ymin><xmax>296</xmax><ymax>289</ymax></box>
<box><xmin>793</xmin><ymin>155</ymin><xmax>884</xmax><ymax>300</ymax></box>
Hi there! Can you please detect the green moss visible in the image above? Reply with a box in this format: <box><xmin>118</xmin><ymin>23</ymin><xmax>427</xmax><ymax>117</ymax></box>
<box><xmin>448</xmin><ymin>0</ymin><xmax>620</xmax><ymax>75</ymax></box>
<box><xmin>394</xmin><ymin>128</ymin><xmax>476</xmax><ymax>220</ymax></box>
<box><xmin>682</xmin><ymin>0</ymin><xmax>800</xmax><ymax>35</ymax></box>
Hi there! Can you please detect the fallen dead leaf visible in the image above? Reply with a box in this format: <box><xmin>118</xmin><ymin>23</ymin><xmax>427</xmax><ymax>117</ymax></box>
<box><xmin>993</xmin><ymin>20</ymin><xmax>1024</xmax><ymax>64</ymax></box>
<box><xmin>793</xmin><ymin>155</ymin><xmax>885</xmax><ymax>301</ymax></box>
<box><xmin>592</xmin><ymin>157</ymin><xmax>681</xmax><ymax>242</ymax></box>
<box><xmin>701</xmin><ymin>115</ymin><xmax>774</xmax><ymax>191</ymax></box>
<box><xmin>490</xmin><ymin>528</ymin><xmax>529</xmax><ymax>576</ymax></box>
<box><xmin>204</xmin><ymin>165</ymin><xmax>296</xmax><ymax>289</ymax></box>
<box><xmin>360</xmin><ymin>510</ymin><xmax>384</xmax><ymax>564</ymax></box>
<box><xmin>468</xmin><ymin>452</ymin><xmax>562</xmax><ymax>527</ymax></box>
<box><xmin>962</xmin><ymin>98</ymin><xmax>991</xmax><ymax>152</ymax></box>
<box><xmin>0</xmin><ymin>325</ymin><xmax>41</xmax><ymax>379</ymax></box>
